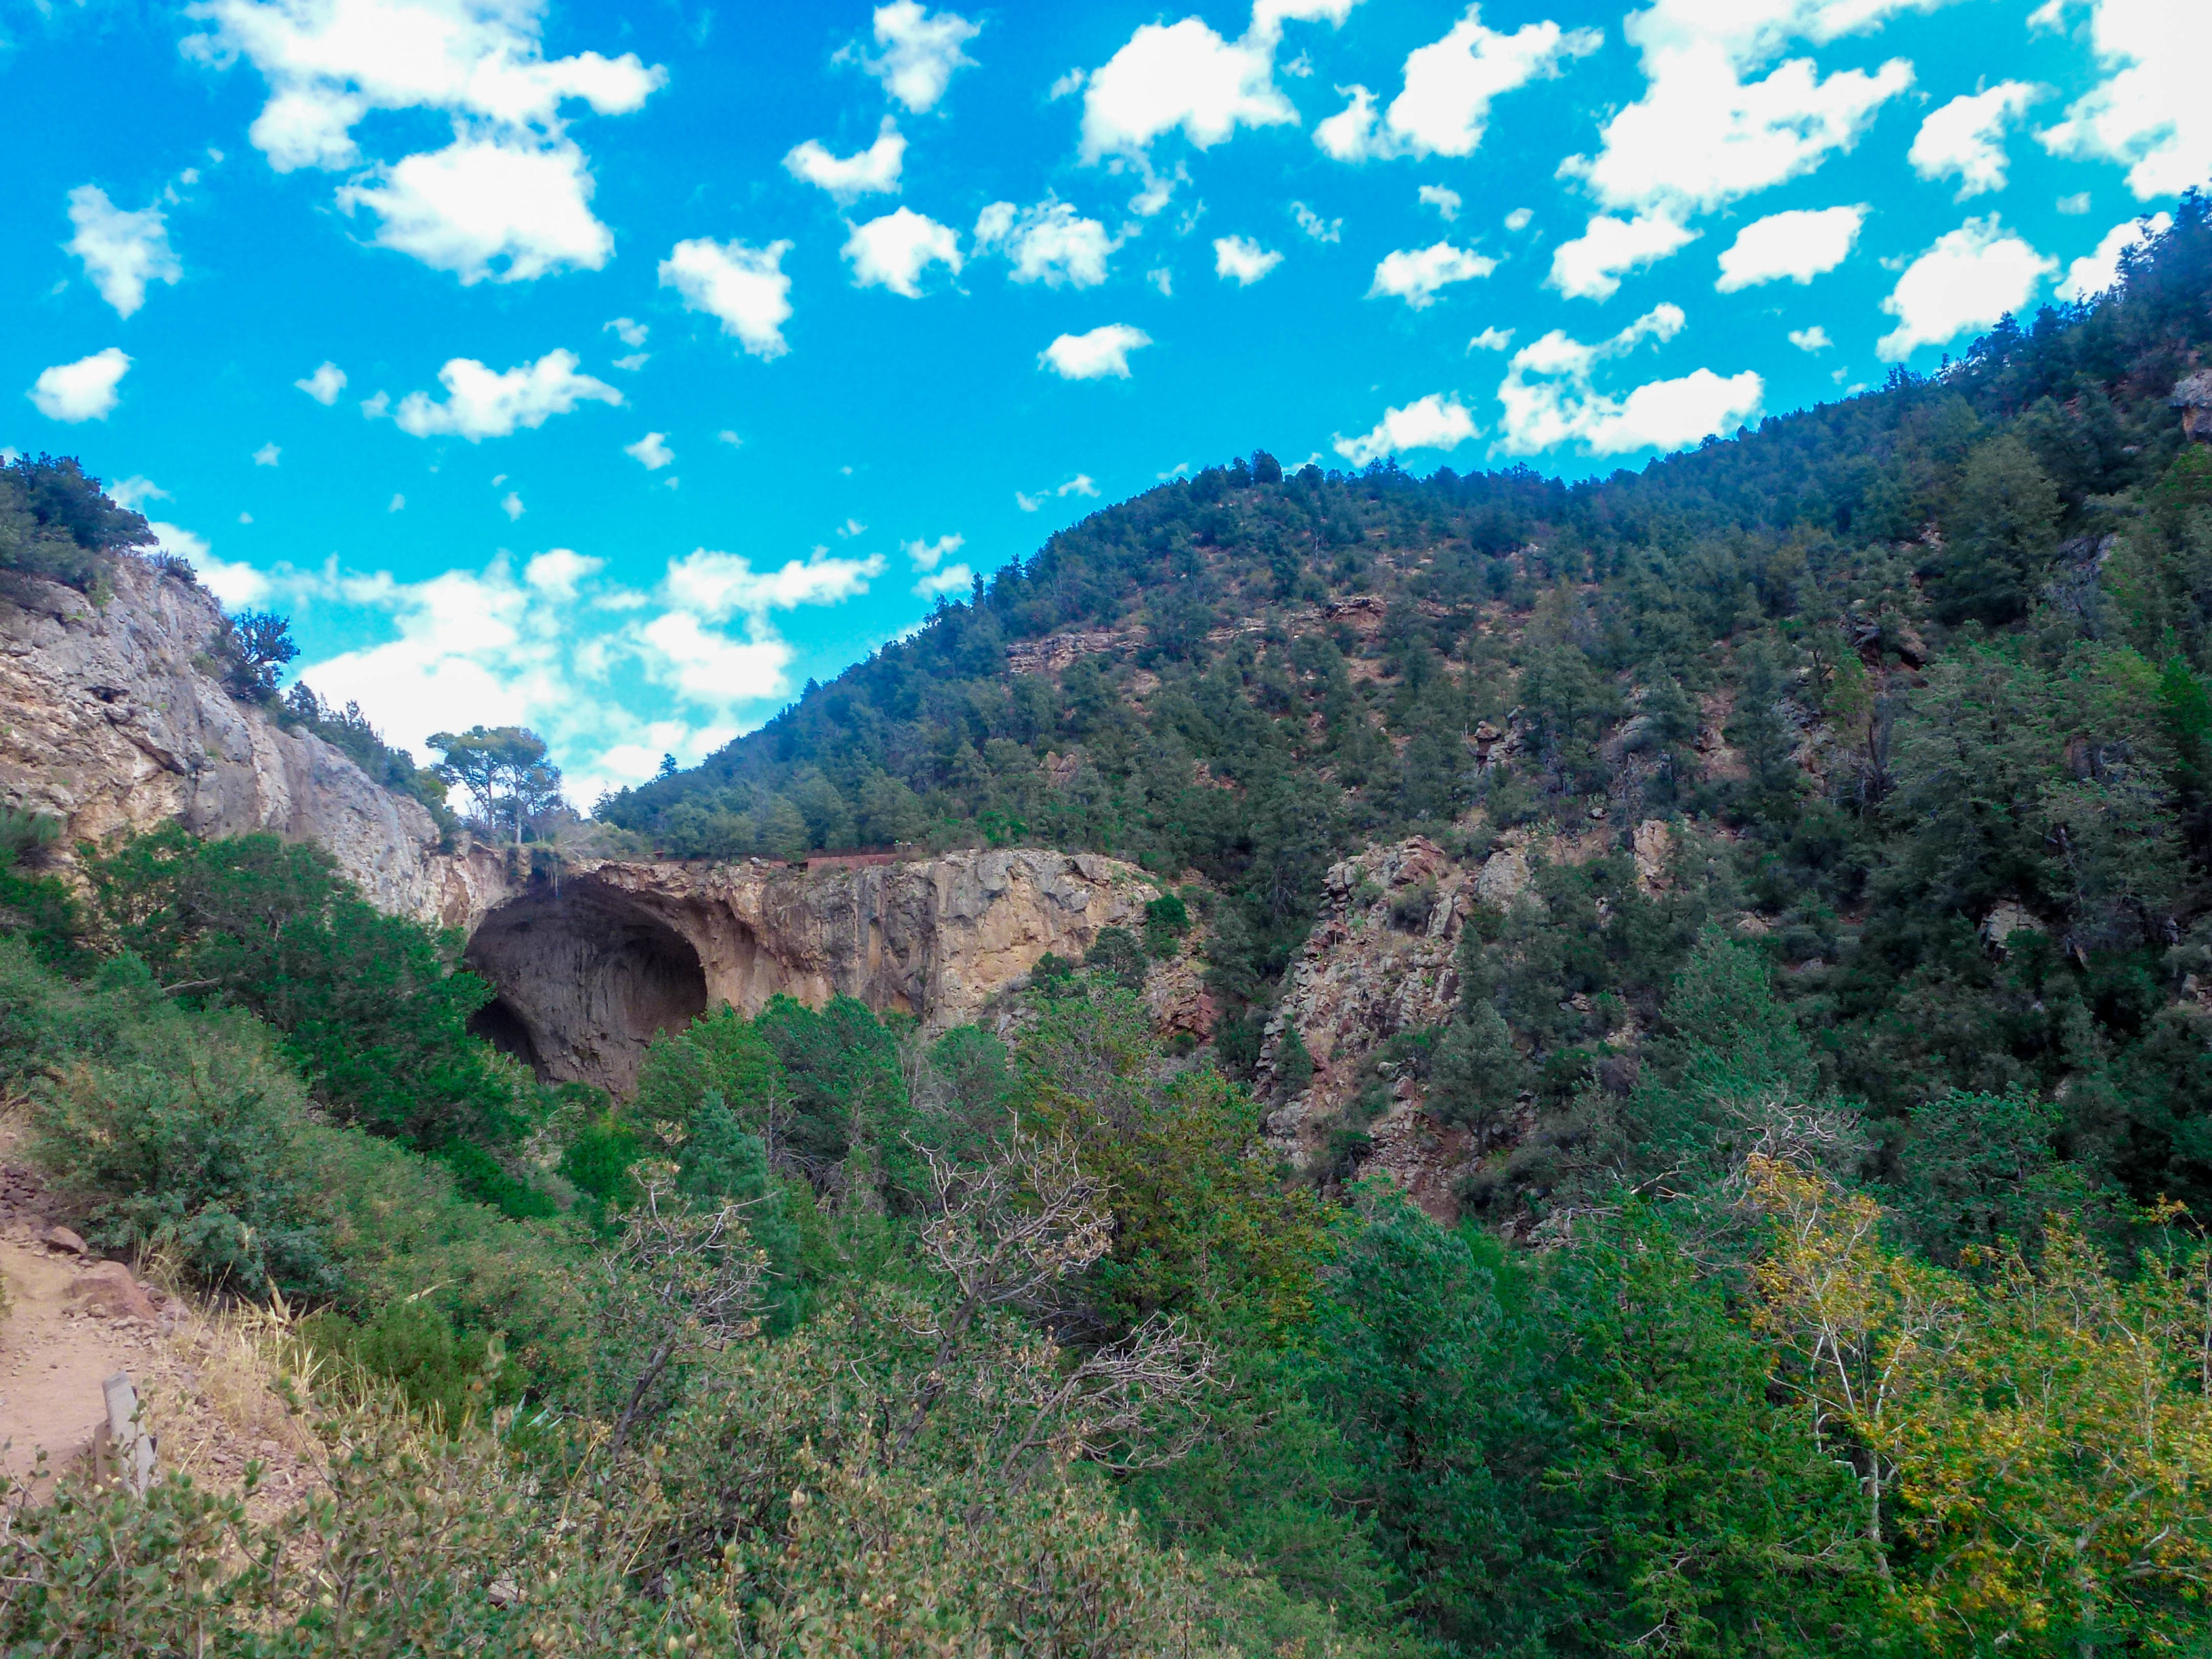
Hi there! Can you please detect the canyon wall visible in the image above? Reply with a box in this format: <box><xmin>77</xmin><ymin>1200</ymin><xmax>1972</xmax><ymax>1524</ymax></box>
<box><xmin>464</xmin><ymin>851</ymin><xmax>1159</xmax><ymax>1094</ymax></box>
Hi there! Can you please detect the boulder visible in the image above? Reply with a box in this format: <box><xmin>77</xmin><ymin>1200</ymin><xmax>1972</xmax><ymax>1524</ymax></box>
<box><xmin>70</xmin><ymin>1262</ymin><xmax>158</xmax><ymax>1322</ymax></box>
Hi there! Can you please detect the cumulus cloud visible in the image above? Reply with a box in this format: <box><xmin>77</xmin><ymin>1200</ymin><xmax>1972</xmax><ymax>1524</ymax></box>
<box><xmin>1910</xmin><ymin>82</ymin><xmax>2043</xmax><ymax>199</ymax></box>
<box><xmin>972</xmin><ymin>200</ymin><xmax>1118</xmax><ymax>287</ymax></box>
<box><xmin>1788</xmin><ymin>324</ymin><xmax>1832</xmax><ymax>350</ymax></box>
<box><xmin>2036</xmin><ymin>0</ymin><xmax>2212</xmax><ymax>200</ymax></box>
<box><xmin>665</xmin><ymin>546</ymin><xmax>885</xmax><ymax>621</ymax></box>
<box><xmin>1292</xmin><ymin>201</ymin><xmax>1341</xmax><ymax>241</ymax></box>
<box><xmin>184</xmin><ymin>0</ymin><xmax>661</xmax><ymax>283</ymax></box>
<box><xmin>846</xmin><ymin>2</ymin><xmax>980</xmax><ymax>113</ymax></box>
<box><xmin>1214</xmin><ymin>234</ymin><xmax>1283</xmax><ymax>284</ymax></box>
<box><xmin>1059</xmin><ymin>474</ymin><xmax>1100</xmax><ymax>497</ymax></box>
<box><xmin>625</xmin><ymin>432</ymin><xmax>674</xmax><ymax>470</ymax></box>
<box><xmin>65</xmin><ymin>186</ymin><xmax>182</xmax><ymax>317</ymax></box>
<box><xmin>28</xmin><ymin>348</ymin><xmax>129</xmax><ymax>423</ymax></box>
<box><xmin>784</xmin><ymin>118</ymin><xmax>905</xmax><ymax>203</ymax></box>
<box><xmin>1334</xmin><ymin>392</ymin><xmax>1479</xmax><ymax>465</ymax></box>
<box><xmin>295</xmin><ymin>361</ymin><xmax>346</xmax><ymax>403</ymax></box>
<box><xmin>1469</xmin><ymin>325</ymin><xmax>1514</xmax><ymax>350</ymax></box>
<box><xmin>1370</xmin><ymin>241</ymin><xmax>1496</xmax><ymax>308</ymax></box>
<box><xmin>1877</xmin><ymin>214</ymin><xmax>2056</xmax><ymax>360</ymax></box>
<box><xmin>607</xmin><ymin>318</ymin><xmax>649</xmax><ymax>348</ymax></box>
<box><xmin>336</xmin><ymin>134</ymin><xmax>613</xmax><ymax>283</ymax></box>
<box><xmin>915</xmin><ymin>563</ymin><xmax>974</xmax><ymax>597</ymax></box>
<box><xmin>2055</xmin><ymin>211</ymin><xmax>2170</xmax><ymax>301</ymax></box>
<box><xmin>903</xmin><ymin>532</ymin><xmax>965</xmax><ymax>571</ymax></box>
<box><xmin>1714</xmin><ymin>204</ymin><xmax>1864</xmax><ymax>291</ymax></box>
<box><xmin>1494</xmin><ymin>302</ymin><xmax>1763</xmax><ymax>455</ymax></box>
<box><xmin>253</xmin><ymin>443</ymin><xmax>281</xmax><ymax>466</ymax></box>
<box><xmin>387</xmin><ymin>349</ymin><xmax>622</xmax><ymax>439</ymax></box>
<box><xmin>1079</xmin><ymin>0</ymin><xmax>1361</xmax><ymax>169</ymax></box>
<box><xmin>844</xmin><ymin>207</ymin><xmax>962</xmax><ymax>295</ymax></box>
<box><xmin>1559</xmin><ymin>0</ymin><xmax>1925</xmax><ymax>221</ymax></box>
<box><xmin>1040</xmin><ymin>325</ymin><xmax>1152</xmax><ymax>380</ymax></box>
<box><xmin>1315</xmin><ymin>7</ymin><xmax>1603</xmax><ymax>162</ymax></box>
<box><xmin>1548</xmin><ymin>213</ymin><xmax>1697</xmax><ymax>301</ymax></box>
<box><xmin>1418</xmin><ymin>184</ymin><xmax>1462</xmax><ymax>219</ymax></box>
<box><xmin>660</xmin><ymin>238</ymin><xmax>794</xmax><ymax>359</ymax></box>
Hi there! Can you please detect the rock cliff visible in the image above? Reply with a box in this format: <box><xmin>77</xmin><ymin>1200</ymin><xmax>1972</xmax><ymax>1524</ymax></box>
<box><xmin>463</xmin><ymin>850</ymin><xmax>1160</xmax><ymax>1094</ymax></box>
<box><xmin>0</xmin><ymin>559</ymin><xmax>504</xmax><ymax>928</ymax></box>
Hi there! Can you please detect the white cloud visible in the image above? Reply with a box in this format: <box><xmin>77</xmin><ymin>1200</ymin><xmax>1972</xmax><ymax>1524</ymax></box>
<box><xmin>1214</xmin><ymin>234</ymin><xmax>1283</xmax><ymax>284</ymax></box>
<box><xmin>1041</xmin><ymin>325</ymin><xmax>1153</xmax><ymax>380</ymax></box>
<box><xmin>2055</xmin><ymin>211</ymin><xmax>2169</xmax><ymax>301</ymax></box>
<box><xmin>613</xmin><ymin>352</ymin><xmax>649</xmax><ymax>371</ymax></box>
<box><xmin>836</xmin><ymin>518</ymin><xmax>867</xmax><ymax>538</ymax></box>
<box><xmin>1016</xmin><ymin>491</ymin><xmax>1045</xmax><ymax>512</ymax></box>
<box><xmin>1877</xmin><ymin>214</ymin><xmax>2056</xmax><ymax>360</ymax></box>
<box><xmin>1080</xmin><ymin>1</ymin><xmax>1361</xmax><ymax>166</ymax></box>
<box><xmin>1370</xmin><ymin>240</ymin><xmax>1496</xmax><ymax>308</ymax></box>
<box><xmin>108</xmin><ymin>475</ymin><xmax>169</xmax><ymax>512</ymax></box>
<box><xmin>1504</xmin><ymin>206</ymin><xmax>1533</xmax><ymax>230</ymax></box>
<box><xmin>1495</xmin><ymin>302</ymin><xmax>1764</xmax><ymax>455</ymax></box>
<box><xmin>972</xmin><ymin>199</ymin><xmax>1118</xmax><ymax>287</ymax></box>
<box><xmin>665</xmin><ymin>546</ymin><xmax>884</xmax><ymax>621</ymax></box>
<box><xmin>1418</xmin><ymin>184</ymin><xmax>1462</xmax><ymax>220</ymax></box>
<box><xmin>847</xmin><ymin>2</ymin><xmax>979</xmax><ymax>113</ymax></box>
<box><xmin>784</xmin><ymin>118</ymin><xmax>905</xmax><ymax>204</ymax></box>
<box><xmin>718</xmin><ymin>430</ymin><xmax>743</xmax><ymax>446</ymax></box>
<box><xmin>295</xmin><ymin>361</ymin><xmax>347</xmax><ymax>403</ymax></box>
<box><xmin>64</xmin><ymin>186</ymin><xmax>182</xmax><ymax>316</ymax></box>
<box><xmin>605</xmin><ymin>317</ymin><xmax>648</xmax><ymax>348</ymax></box>
<box><xmin>915</xmin><ymin>563</ymin><xmax>974</xmax><ymax>597</ymax></box>
<box><xmin>1315</xmin><ymin>7</ymin><xmax>1603</xmax><ymax>162</ymax></box>
<box><xmin>1292</xmin><ymin>201</ymin><xmax>1341</xmax><ymax>241</ymax></box>
<box><xmin>1909</xmin><ymin>82</ymin><xmax>2043</xmax><ymax>199</ymax></box>
<box><xmin>390</xmin><ymin>349</ymin><xmax>623</xmax><ymax>439</ymax></box>
<box><xmin>1059</xmin><ymin>474</ymin><xmax>1099</xmax><ymax>497</ymax></box>
<box><xmin>336</xmin><ymin>134</ymin><xmax>613</xmax><ymax>283</ymax></box>
<box><xmin>625</xmin><ymin>432</ymin><xmax>674</xmax><ymax>470</ymax></box>
<box><xmin>388</xmin><ymin>493</ymin><xmax>405</xmax><ymax>511</ymax></box>
<box><xmin>28</xmin><ymin>348</ymin><xmax>129</xmax><ymax>423</ymax></box>
<box><xmin>844</xmin><ymin>207</ymin><xmax>962</xmax><ymax>295</ymax></box>
<box><xmin>2036</xmin><ymin>0</ymin><xmax>2212</xmax><ymax>200</ymax></box>
<box><xmin>253</xmin><ymin>442</ymin><xmax>281</xmax><ymax>466</ymax></box>
<box><xmin>1559</xmin><ymin>0</ymin><xmax>1927</xmax><ymax>220</ymax></box>
<box><xmin>185</xmin><ymin>0</ymin><xmax>661</xmax><ymax>282</ymax></box>
<box><xmin>1548</xmin><ymin>213</ymin><xmax>1696</xmax><ymax>300</ymax></box>
<box><xmin>1148</xmin><ymin>267</ymin><xmax>1174</xmax><ymax>296</ymax></box>
<box><xmin>155</xmin><ymin>521</ymin><xmax>270</xmax><ymax>607</ymax></box>
<box><xmin>1788</xmin><ymin>324</ymin><xmax>1832</xmax><ymax>350</ymax></box>
<box><xmin>525</xmin><ymin>548</ymin><xmax>603</xmax><ymax>598</ymax></box>
<box><xmin>2056</xmin><ymin>190</ymin><xmax>2091</xmax><ymax>214</ymax></box>
<box><xmin>1334</xmin><ymin>392</ymin><xmax>1479</xmax><ymax>465</ymax></box>
<box><xmin>660</xmin><ymin>238</ymin><xmax>794</xmax><ymax>360</ymax></box>
<box><xmin>1050</xmin><ymin>68</ymin><xmax>1086</xmax><ymax>100</ymax></box>
<box><xmin>903</xmin><ymin>531</ymin><xmax>965</xmax><ymax>570</ymax></box>
<box><xmin>1714</xmin><ymin>204</ymin><xmax>1864</xmax><ymax>290</ymax></box>
<box><xmin>1469</xmin><ymin>325</ymin><xmax>1514</xmax><ymax>350</ymax></box>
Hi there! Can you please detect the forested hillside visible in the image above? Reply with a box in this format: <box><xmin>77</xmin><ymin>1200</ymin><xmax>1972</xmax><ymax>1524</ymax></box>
<box><xmin>603</xmin><ymin>194</ymin><xmax>2212</xmax><ymax>1226</ymax></box>
<box><xmin>5</xmin><ymin>184</ymin><xmax>2212</xmax><ymax>1659</ymax></box>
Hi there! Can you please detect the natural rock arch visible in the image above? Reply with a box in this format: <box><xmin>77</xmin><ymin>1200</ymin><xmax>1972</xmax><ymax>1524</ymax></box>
<box><xmin>464</xmin><ymin>878</ymin><xmax>710</xmax><ymax>1095</ymax></box>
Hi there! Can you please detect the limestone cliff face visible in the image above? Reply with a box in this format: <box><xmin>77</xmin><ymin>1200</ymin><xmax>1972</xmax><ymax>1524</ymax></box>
<box><xmin>0</xmin><ymin>559</ymin><xmax>505</xmax><ymax>929</ymax></box>
<box><xmin>464</xmin><ymin>851</ymin><xmax>1161</xmax><ymax>1094</ymax></box>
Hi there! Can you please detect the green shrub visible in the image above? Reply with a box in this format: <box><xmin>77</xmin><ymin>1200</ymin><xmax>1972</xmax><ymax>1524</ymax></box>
<box><xmin>30</xmin><ymin>1011</ymin><xmax>337</xmax><ymax>1297</ymax></box>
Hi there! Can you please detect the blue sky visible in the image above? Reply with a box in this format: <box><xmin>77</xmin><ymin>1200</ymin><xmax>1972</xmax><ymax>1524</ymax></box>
<box><xmin>3</xmin><ymin>0</ymin><xmax>2200</xmax><ymax>800</ymax></box>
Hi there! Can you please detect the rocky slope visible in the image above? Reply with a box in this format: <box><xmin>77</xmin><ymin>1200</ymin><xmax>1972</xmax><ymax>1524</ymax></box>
<box><xmin>0</xmin><ymin>558</ymin><xmax>505</xmax><ymax>928</ymax></box>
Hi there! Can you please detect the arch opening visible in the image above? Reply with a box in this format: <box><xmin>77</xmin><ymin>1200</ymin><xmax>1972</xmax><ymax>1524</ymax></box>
<box><xmin>464</xmin><ymin>879</ymin><xmax>709</xmax><ymax>1096</ymax></box>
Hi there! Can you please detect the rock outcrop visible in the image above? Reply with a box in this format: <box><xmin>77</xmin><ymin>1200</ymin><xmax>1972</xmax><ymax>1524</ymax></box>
<box><xmin>0</xmin><ymin>559</ymin><xmax>504</xmax><ymax>928</ymax></box>
<box><xmin>463</xmin><ymin>850</ymin><xmax>1161</xmax><ymax>1094</ymax></box>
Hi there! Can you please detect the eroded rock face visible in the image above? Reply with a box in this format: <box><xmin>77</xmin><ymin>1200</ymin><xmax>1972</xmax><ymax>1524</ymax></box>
<box><xmin>0</xmin><ymin>560</ymin><xmax>504</xmax><ymax>929</ymax></box>
<box><xmin>465</xmin><ymin>850</ymin><xmax>1160</xmax><ymax>1094</ymax></box>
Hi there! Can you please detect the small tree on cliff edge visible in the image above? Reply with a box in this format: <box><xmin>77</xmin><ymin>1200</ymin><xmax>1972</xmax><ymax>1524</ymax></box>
<box><xmin>429</xmin><ymin>725</ymin><xmax>563</xmax><ymax>843</ymax></box>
